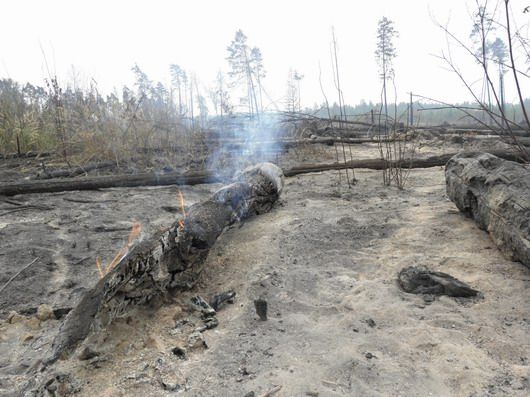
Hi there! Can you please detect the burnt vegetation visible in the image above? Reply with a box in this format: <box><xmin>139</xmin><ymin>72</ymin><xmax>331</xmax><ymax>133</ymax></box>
<box><xmin>1</xmin><ymin>1</ymin><xmax>530</xmax><ymax>396</ymax></box>
<box><xmin>0</xmin><ymin>1</ymin><xmax>529</xmax><ymax>186</ymax></box>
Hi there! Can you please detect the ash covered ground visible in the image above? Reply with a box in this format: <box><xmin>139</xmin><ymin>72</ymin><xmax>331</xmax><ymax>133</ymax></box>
<box><xmin>0</xmin><ymin>135</ymin><xmax>528</xmax><ymax>396</ymax></box>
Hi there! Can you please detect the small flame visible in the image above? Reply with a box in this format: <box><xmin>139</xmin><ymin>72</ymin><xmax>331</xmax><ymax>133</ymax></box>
<box><xmin>177</xmin><ymin>190</ymin><xmax>187</xmax><ymax>229</ymax></box>
<box><xmin>96</xmin><ymin>222</ymin><xmax>142</xmax><ymax>278</ymax></box>
<box><xmin>96</xmin><ymin>257</ymin><xmax>104</xmax><ymax>278</ymax></box>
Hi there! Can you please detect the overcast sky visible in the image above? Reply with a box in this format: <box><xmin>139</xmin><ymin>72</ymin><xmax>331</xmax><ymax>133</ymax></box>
<box><xmin>2</xmin><ymin>0</ymin><xmax>530</xmax><ymax>108</ymax></box>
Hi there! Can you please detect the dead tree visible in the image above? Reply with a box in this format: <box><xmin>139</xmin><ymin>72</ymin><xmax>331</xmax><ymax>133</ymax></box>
<box><xmin>446</xmin><ymin>152</ymin><xmax>530</xmax><ymax>268</ymax></box>
<box><xmin>433</xmin><ymin>0</ymin><xmax>530</xmax><ymax>162</ymax></box>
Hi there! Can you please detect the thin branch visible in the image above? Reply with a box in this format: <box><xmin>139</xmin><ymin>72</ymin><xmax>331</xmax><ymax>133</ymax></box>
<box><xmin>0</xmin><ymin>258</ymin><xmax>40</xmax><ymax>294</ymax></box>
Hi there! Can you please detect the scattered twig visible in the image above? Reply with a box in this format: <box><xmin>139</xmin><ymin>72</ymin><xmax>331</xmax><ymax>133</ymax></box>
<box><xmin>72</xmin><ymin>257</ymin><xmax>91</xmax><ymax>266</ymax></box>
<box><xmin>0</xmin><ymin>199</ymin><xmax>25</xmax><ymax>206</ymax></box>
<box><xmin>0</xmin><ymin>257</ymin><xmax>40</xmax><ymax>294</ymax></box>
<box><xmin>259</xmin><ymin>385</ymin><xmax>282</xmax><ymax>397</ymax></box>
<box><xmin>0</xmin><ymin>205</ymin><xmax>51</xmax><ymax>216</ymax></box>
<box><xmin>93</xmin><ymin>225</ymin><xmax>134</xmax><ymax>233</ymax></box>
<box><xmin>63</xmin><ymin>197</ymin><xmax>118</xmax><ymax>204</ymax></box>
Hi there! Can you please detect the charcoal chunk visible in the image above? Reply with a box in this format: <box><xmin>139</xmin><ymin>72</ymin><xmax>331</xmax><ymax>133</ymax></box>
<box><xmin>398</xmin><ymin>266</ymin><xmax>479</xmax><ymax>297</ymax></box>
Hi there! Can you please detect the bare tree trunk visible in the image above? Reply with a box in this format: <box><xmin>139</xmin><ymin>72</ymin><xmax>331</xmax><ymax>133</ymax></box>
<box><xmin>505</xmin><ymin>0</ymin><xmax>530</xmax><ymax>130</ymax></box>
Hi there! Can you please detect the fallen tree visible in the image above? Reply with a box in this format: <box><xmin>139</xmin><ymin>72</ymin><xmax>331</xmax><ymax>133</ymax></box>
<box><xmin>203</xmin><ymin>137</ymin><xmax>388</xmax><ymax>148</ymax></box>
<box><xmin>283</xmin><ymin>149</ymin><xmax>526</xmax><ymax>177</ymax></box>
<box><xmin>33</xmin><ymin>160</ymin><xmax>116</xmax><ymax>180</ymax></box>
<box><xmin>420</xmin><ymin>127</ymin><xmax>530</xmax><ymax>137</ymax></box>
<box><xmin>0</xmin><ymin>170</ymin><xmax>224</xmax><ymax>196</ymax></box>
<box><xmin>1</xmin><ymin>150</ymin><xmax>526</xmax><ymax>196</ymax></box>
<box><xmin>0</xmin><ymin>151</ymin><xmax>51</xmax><ymax>160</ymax></box>
<box><xmin>446</xmin><ymin>152</ymin><xmax>530</xmax><ymax>268</ymax></box>
<box><xmin>44</xmin><ymin>163</ymin><xmax>284</xmax><ymax>365</ymax></box>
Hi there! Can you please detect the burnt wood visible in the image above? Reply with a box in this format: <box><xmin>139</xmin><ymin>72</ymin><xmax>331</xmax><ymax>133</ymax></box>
<box><xmin>446</xmin><ymin>152</ymin><xmax>530</xmax><ymax>268</ymax></box>
<box><xmin>1</xmin><ymin>150</ymin><xmax>526</xmax><ymax>197</ymax></box>
<box><xmin>44</xmin><ymin>163</ymin><xmax>284</xmax><ymax>365</ymax></box>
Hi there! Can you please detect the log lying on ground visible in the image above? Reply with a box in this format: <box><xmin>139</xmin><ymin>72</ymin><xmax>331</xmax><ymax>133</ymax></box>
<box><xmin>446</xmin><ymin>152</ymin><xmax>530</xmax><ymax>268</ymax></box>
<box><xmin>203</xmin><ymin>137</ymin><xmax>388</xmax><ymax>148</ymax></box>
<box><xmin>283</xmin><ymin>149</ymin><xmax>526</xmax><ymax>177</ymax></box>
<box><xmin>1</xmin><ymin>150</ymin><xmax>526</xmax><ymax>197</ymax></box>
<box><xmin>0</xmin><ymin>170</ymin><xmax>224</xmax><ymax>196</ymax></box>
<box><xmin>423</xmin><ymin>127</ymin><xmax>530</xmax><ymax>137</ymax></box>
<box><xmin>44</xmin><ymin>162</ymin><xmax>284</xmax><ymax>365</ymax></box>
<box><xmin>450</xmin><ymin>135</ymin><xmax>530</xmax><ymax>147</ymax></box>
<box><xmin>0</xmin><ymin>151</ymin><xmax>51</xmax><ymax>160</ymax></box>
<box><xmin>33</xmin><ymin>160</ymin><xmax>116</xmax><ymax>179</ymax></box>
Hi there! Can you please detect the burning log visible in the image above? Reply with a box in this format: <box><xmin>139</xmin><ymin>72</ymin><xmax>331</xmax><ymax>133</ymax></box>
<box><xmin>446</xmin><ymin>152</ymin><xmax>530</xmax><ymax>268</ymax></box>
<box><xmin>44</xmin><ymin>163</ymin><xmax>283</xmax><ymax>365</ymax></box>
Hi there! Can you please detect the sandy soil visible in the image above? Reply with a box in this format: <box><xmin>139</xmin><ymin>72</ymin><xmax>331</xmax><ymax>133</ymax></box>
<box><xmin>1</xmin><ymin>162</ymin><xmax>529</xmax><ymax>396</ymax></box>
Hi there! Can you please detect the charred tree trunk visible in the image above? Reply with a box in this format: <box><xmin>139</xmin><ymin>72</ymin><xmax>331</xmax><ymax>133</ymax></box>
<box><xmin>44</xmin><ymin>163</ymin><xmax>284</xmax><ymax>365</ymax></box>
<box><xmin>445</xmin><ymin>152</ymin><xmax>530</xmax><ymax>268</ymax></box>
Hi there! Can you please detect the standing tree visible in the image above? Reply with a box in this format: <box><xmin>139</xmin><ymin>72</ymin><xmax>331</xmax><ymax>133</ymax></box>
<box><xmin>250</xmin><ymin>47</ymin><xmax>266</xmax><ymax>113</ymax></box>
<box><xmin>131</xmin><ymin>64</ymin><xmax>152</xmax><ymax>99</ymax></box>
<box><xmin>293</xmin><ymin>71</ymin><xmax>304</xmax><ymax>112</ymax></box>
<box><xmin>285</xmin><ymin>68</ymin><xmax>299</xmax><ymax>113</ymax></box>
<box><xmin>375</xmin><ymin>17</ymin><xmax>410</xmax><ymax>188</ymax></box>
<box><xmin>490</xmin><ymin>37</ymin><xmax>508</xmax><ymax>126</ymax></box>
<box><xmin>226</xmin><ymin>30</ymin><xmax>262</xmax><ymax>118</ymax></box>
<box><xmin>196</xmin><ymin>82</ymin><xmax>209</xmax><ymax>129</ymax></box>
<box><xmin>375</xmin><ymin>17</ymin><xmax>398</xmax><ymax>130</ymax></box>
<box><xmin>470</xmin><ymin>4</ymin><xmax>496</xmax><ymax>123</ymax></box>
<box><xmin>210</xmin><ymin>71</ymin><xmax>232</xmax><ymax>119</ymax></box>
<box><xmin>170</xmin><ymin>64</ymin><xmax>187</xmax><ymax>116</ymax></box>
<box><xmin>431</xmin><ymin>0</ymin><xmax>529</xmax><ymax>162</ymax></box>
<box><xmin>285</xmin><ymin>69</ymin><xmax>303</xmax><ymax>113</ymax></box>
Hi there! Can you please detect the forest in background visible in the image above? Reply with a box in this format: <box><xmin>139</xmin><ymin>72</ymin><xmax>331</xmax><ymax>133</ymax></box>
<box><xmin>3</xmin><ymin>72</ymin><xmax>527</xmax><ymax>157</ymax></box>
<box><xmin>2</xmin><ymin>0</ymin><xmax>530</xmax><ymax>159</ymax></box>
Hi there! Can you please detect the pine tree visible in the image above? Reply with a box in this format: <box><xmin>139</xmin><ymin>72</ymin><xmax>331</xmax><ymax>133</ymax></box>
<box><xmin>375</xmin><ymin>17</ymin><xmax>398</xmax><ymax>128</ymax></box>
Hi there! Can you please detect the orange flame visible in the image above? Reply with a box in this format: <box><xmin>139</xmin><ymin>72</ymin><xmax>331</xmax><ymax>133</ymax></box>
<box><xmin>96</xmin><ymin>222</ymin><xmax>142</xmax><ymax>278</ymax></box>
<box><xmin>96</xmin><ymin>257</ymin><xmax>104</xmax><ymax>278</ymax></box>
<box><xmin>177</xmin><ymin>190</ymin><xmax>187</xmax><ymax>229</ymax></box>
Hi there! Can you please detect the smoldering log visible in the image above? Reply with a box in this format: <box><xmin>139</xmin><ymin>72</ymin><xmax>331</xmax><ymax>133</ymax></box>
<box><xmin>445</xmin><ymin>152</ymin><xmax>530</xmax><ymax>268</ymax></box>
<box><xmin>44</xmin><ymin>163</ymin><xmax>284</xmax><ymax>365</ymax></box>
<box><xmin>1</xmin><ymin>150</ymin><xmax>526</xmax><ymax>197</ymax></box>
